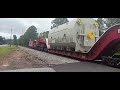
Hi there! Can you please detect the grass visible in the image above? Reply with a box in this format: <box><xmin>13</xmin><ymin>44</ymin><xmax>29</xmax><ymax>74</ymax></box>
<box><xmin>0</xmin><ymin>45</ymin><xmax>16</xmax><ymax>62</ymax></box>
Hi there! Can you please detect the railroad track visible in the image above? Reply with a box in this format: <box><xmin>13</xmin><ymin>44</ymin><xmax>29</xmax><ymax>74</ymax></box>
<box><xmin>26</xmin><ymin>46</ymin><xmax>120</xmax><ymax>69</ymax></box>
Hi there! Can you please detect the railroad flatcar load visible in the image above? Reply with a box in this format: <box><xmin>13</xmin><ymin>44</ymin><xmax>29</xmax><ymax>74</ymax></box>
<box><xmin>48</xmin><ymin>18</ymin><xmax>99</xmax><ymax>53</ymax></box>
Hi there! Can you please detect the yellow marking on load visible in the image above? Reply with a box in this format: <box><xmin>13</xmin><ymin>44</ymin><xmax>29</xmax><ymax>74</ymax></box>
<box><xmin>87</xmin><ymin>32</ymin><xmax>95</xmax><ymax>39</ymax></box>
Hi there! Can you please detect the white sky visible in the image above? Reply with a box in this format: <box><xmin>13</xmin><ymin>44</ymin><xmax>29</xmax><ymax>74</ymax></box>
<box><xmin>0</xmin><ymin>18</ymin><xmax>96</xmax><ymax>39</ymax></box>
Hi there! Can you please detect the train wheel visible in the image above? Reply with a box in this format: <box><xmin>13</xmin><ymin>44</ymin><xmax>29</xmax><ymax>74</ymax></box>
<box><xmin>117</xmin><ymin>62</ymin><xmax>120</xmax><ymax>68</ymax></box>
<box><xmin>41</xmin><ymin>48</ymin><xmax>44</xmax><ymax>51</ymax></box>
<box><xmin>37</xmin><ymin>47</ymin><xmax>41</xmax><ymax>51</ymax></box>
<box><xmin>44</xmin><ymin>48</ymin><xmax>48</xmax><ymax>52</ymax></box>
<box><xmin>113</xmin><ymin>61</ymin><xmax>120</xmax><ymax>68</ymax></box>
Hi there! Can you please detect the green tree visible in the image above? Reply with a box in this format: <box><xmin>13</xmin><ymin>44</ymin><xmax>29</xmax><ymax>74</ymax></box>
<box><xmin>13</xmin><ymin>35</ymin><xmax>17</xmax><ymax>46</ymax></box>
<box><xmin>104</xmin><ymin>18</ymin><xmax>120</xmax><ymax>28</ymax></box>
<box><xmin>96</xmin><ymin>18</ymin><xmax>106</xmax><ymax>36</ymax></box>
<box><xmin>0</xmin><ymin>36</ymin><xmax>3</xmax><ymax>44</ymax></box>
<box><xmin>43</xmin><ymin>31</ymin><xmax>49</xmax><ymax>38</ymax></box>
<box><xmin>19</xmin><ymin>25</ymin><xmax>38</xmax><ymax>46</ymax></box>
<box><xmin>19</xmin><ymin>35</ymin><xmax>24</xmax><ymax>46</ymax></box>
<box><xmin>96</xmin><ymin>18</ymin><xmax>105</xmax><ymax>30</ymax></box>
<box><xmin>3</xmin><ymin>37</ymin><xmax>6</xmax><ymax>44</ymax></box>
<box><xmin>0</xmin><ymin>36</ymin><xmax>6</xmax><ymax>44</ymax></box>
<box><xmin>51</xmin><ymin>18</ymin><xmax>69</xmax><ymax>29</ymax></box>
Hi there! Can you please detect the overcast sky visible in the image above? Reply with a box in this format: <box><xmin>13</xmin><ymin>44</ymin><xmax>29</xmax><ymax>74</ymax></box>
<box><xmin>0</xmin><ymin>18</ymin><xmax>97</xmax><ymax>39</ymax></box>
<box><xmin>0</xmin><ymin>18</ymin><xmax>76</xmax><ymax>39</ymax></box>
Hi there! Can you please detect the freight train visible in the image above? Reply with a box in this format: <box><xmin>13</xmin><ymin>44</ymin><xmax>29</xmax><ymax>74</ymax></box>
<box><xmin>28</xmin><ymin>18</ymin><xmax>120</xmax><ymax>67</ymax></box>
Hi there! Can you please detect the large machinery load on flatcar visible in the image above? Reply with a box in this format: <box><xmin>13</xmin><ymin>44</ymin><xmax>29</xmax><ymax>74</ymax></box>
<box><xmin>48</xmin><ymin>18</ymin><xmax>99</xmax><ymax>53</ymax></box>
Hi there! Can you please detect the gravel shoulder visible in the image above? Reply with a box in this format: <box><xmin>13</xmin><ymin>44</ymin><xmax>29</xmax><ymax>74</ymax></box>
<box><xmin>19</xmin><ymin>46</ymin><xmax>79</xmax><ymax>65</ymax></box>
<box><xmin>0</xmin><ymin>46</ymin><xmax>78</xmax><ymax>70</ymax></box>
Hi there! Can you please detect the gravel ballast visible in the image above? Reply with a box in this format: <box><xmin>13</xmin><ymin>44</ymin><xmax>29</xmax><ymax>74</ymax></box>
<box><xmin>19</xmin><ymin>46</ymin><xmax>79</xmax><ymax>65</ymax></box>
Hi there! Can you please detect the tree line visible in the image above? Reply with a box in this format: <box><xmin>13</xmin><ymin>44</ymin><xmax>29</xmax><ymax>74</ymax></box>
<box><xmin>0</xmin><ymin>35</ymin><xmax>18</xmax><ymax>46</ymax></box>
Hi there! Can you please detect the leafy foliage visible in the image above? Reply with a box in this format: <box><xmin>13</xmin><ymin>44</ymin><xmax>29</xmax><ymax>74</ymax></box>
<box><xmin>0</xmin><ymin>36</ymin><xmax>6</xmax><ymax>45</ymax></box>
<box><xmin>51</xmin><ymin>18</ymin><xmax>69</xmax><ymax>29</ymax></box>
<box><xmin>96</xmin><ymin>18</ymin><xmax>105</xmax><ymax>30</ymax></box>
<box><xmin>19</xmin><ymin>25</ymin><xmax>38</xmax><ymax>46</ymax></box>
<box><xmin>104</xmin><ymin>18</ymin><xmax>120</xmax><ymax>28</ymax></box>
<box><xmin>43</xmin><ymin>31</ymin><xmax>49</xmax><ymax>38</ymax></box>
<box><xmin>13</xmin><ymin>35</ymin><xmax>17</xmax><ymax>46</ymax></box>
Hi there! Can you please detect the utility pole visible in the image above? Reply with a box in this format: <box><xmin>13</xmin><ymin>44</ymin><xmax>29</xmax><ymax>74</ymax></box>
<box><xmin>10</xmin><ymin>28</ymin><xmax>12</xmax><ymax>47</ymax></box>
